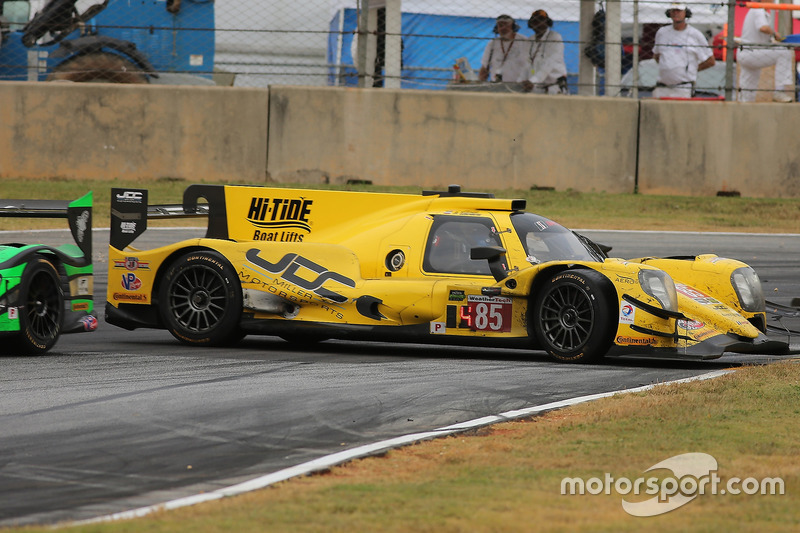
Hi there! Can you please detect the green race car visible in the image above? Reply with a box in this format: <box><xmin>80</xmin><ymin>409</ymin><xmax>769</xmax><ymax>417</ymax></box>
<box><xmin>0</xmin><ymin>193</ymin><xmax>97</xmax><ymax>354</ymax></box>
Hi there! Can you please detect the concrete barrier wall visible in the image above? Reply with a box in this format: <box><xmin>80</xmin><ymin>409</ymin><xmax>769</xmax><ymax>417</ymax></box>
<box><xmin>638</xmin><ymin>99</ymin><xmax>800</xmax><ymax>198</ymax></box>
<box><xmin>0</xmin><ymin>82</ymin><xmax>268</xmax><ymax>183</ymax></box>
<box><xmin>267</xmin><ymin>86</ymin><xmax>639</xmax><ymax>194</ymax></box>
<box><xmin>1</xmin><ymin>82</ymin><xmax>799</xmax><ymax>198</ymax></box>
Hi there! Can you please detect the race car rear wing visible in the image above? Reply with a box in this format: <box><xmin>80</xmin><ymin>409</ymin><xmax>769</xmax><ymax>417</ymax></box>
<box><xmin>0</xmin><ymin>192</ymin><xmax>93</xmax><ymax>261</ymax></box>
<box><xmin>110</xmin><ymin>187</ymin><xmax>213</xmax><ymax>250</ymax></box>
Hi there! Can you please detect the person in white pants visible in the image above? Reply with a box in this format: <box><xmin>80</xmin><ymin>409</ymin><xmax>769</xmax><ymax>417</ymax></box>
<box><xmin>737</xmin><ymin>8</ymin><xmax>795</xmax><ymax>103</ymax></box>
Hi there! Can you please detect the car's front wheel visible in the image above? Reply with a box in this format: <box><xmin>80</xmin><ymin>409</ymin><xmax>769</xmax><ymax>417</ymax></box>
<box><xmin>531</xmin><ymin>269</ymin><xmax>616</xmax><ymax>363</ymax></box>
<box><xmin>13</xmin><ymin>258</ymin><xmax>64</xmax><ymax>355</ymax></box>
<box><xmin>158</xmin><ymin>251</ymin><xmax>242</xmax><ymax>346</ymax></box>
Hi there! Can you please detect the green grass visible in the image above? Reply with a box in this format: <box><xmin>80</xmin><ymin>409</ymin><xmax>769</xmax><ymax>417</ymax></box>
<box><xmin>1</xmin><ymin>177</ymin><xmax>799</xmax><ymax>233</ymax></box>
<box><xmin>8</xmin><ymin>361</ymin><xmax>799</xmax><ymax>533</ymax></box>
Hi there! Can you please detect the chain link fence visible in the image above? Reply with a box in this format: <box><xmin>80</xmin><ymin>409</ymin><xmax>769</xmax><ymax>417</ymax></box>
<box><xmin>1</xmin><ymin>0</ymin><xmax>797</xmax><ymax>99</ymax></box>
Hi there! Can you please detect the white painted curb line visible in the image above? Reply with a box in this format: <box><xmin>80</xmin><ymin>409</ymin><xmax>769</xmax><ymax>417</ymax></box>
<box><xmin>74</xmin><ymin>369</ymin><xmax>732</xmax><ymax>525</ymax></box>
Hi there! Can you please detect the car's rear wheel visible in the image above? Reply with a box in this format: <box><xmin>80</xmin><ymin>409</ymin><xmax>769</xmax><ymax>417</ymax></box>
<box><xmin>159</xmin><ymin>251</ymin><xmax>242</xmax><ymax>346</ymax></box>
<box><xmin>531</xmin><ymin>269</ymin><xmax>616</xmax><ymax>363</ymax></box>
<box><xmin>13</xmin><ymin>259</ymin><xmax>64</xmax><ymax>355</ymax></box>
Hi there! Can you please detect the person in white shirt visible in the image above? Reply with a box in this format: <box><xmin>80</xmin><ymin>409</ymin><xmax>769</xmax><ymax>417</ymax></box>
<box><xmin>652</xmin><ymin>3</ymin><xmax>715</xmax><ymax>99</ymax></box>
<box><xmin>737</xmin><ymin>8</ymin><xmax>794</xmax><ymax>103</ymax></box>
<box><xmin>479</xmin><ymin>14</ymin><xmax>529</xmax><ymax>84</ymax></box>
<box><xmin>522</xmin><ymin>9</ymin><xmax>568</xmax><ymax>94</ymax></box>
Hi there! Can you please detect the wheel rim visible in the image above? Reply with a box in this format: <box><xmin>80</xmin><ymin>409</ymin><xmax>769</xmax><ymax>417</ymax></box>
<box><xmin>26</xmin><ymin>271</ymin><xmax>61</xmax><ymax>342</ymax></box>
<box><xmin>167</xmin><ymin>264</ymin><xmax>229</xmax><ymax>333</ymax></box>
<box><xmin>539</xmin><ymin>283</ymin><xmax>594</xmax><ymax>352</ymax></box>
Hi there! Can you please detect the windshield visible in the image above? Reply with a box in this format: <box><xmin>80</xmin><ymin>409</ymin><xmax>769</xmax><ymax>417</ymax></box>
<box><xmin>510</xmin><ymin>213</ymin><xmax>603</xmax><ymax>264</ymax></box>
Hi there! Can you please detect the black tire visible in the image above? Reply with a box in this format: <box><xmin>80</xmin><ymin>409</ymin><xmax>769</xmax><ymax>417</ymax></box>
<box><xmin>13</xmin><ymin>258</ymin><xmax>64</xmax><ymax>355</ymax></box>
<box><xmin>47</xmin><ymin>53</ymin><xmax>149</xmax><ymax>84</ymax></box>
<box><xmin>158</xmin><ymin>251</ymin><xmax>242</xmax><ymax>346</ymax></box>
<box><xmin>531</xmin><ymin>269</ymin><xmax>616</xmax><ymax>363</ymax></box>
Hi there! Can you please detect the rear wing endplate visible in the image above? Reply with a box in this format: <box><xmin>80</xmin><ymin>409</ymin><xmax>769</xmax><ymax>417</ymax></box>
<box><xmin>1</xmin><ymin>192</ymin><xmax>93</xmax><ymax>260</ymax></box>
<box><xmin>110</xmin><ymin>186</ymin><xmax>225</xmax><ymax>250</ymax></box>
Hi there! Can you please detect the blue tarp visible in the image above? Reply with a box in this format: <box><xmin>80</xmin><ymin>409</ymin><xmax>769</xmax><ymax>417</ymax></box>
<box><xmin>328</xmin><ymin>8</ymin><xmax>579</xmax><ymax>92</ymax></box>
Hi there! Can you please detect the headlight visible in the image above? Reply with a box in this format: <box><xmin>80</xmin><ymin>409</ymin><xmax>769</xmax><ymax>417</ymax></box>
<box><xmin>639</xmin><ymin>270</ymin><xmax>678</xmax><ymax>312</ymax></box>
<box><xmin>731</xmin><ymin>267</ymin><xmax>765</xmax><ymax>312</ymax></box>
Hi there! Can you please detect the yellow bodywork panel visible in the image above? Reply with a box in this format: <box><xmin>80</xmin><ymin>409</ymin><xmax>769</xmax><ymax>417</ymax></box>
<box><xmin>106</xmin><ymin>184</ymin><xmax>781</xmax><ymax>361</ymax></box>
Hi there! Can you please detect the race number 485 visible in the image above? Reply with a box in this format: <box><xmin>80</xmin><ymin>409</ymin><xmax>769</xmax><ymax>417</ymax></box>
<box><xmin>461</xmin><ymin>296</ymin><xmax>512</xmax><ymax>332</ymax></box>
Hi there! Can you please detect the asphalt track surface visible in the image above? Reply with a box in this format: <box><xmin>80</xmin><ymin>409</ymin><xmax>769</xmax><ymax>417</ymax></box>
<box><xmin>0</xmin><ymin>228</ymin><xmax>797</xmax><ymax>527</ymax></box>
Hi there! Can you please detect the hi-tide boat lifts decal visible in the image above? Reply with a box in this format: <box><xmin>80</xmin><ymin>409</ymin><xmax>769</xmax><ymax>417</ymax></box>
<box><xmin>247</xmin><ymin>196</ymin><xmax>313</xmax><ymax>242</ymax></box>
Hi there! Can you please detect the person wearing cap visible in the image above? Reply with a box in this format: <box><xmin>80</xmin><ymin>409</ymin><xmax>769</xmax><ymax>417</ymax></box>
<box><xmin>652</xmin><ymin>3</ymin><xmax>715</xmax><ymax>99</ymax></box>
<box><xmin>737</xmin><ymin>7</ymin><xmax>794</xmax><ymax>102</ymax></box>
<box><xmin>479</xmin><ymin>14</ymin><xmax>529</xmax><ymax>84</ymax></box>
<box><xmin>522</xmin><ymin>9</ymin><xmax>568</xmax><ymax>94</ymax></box>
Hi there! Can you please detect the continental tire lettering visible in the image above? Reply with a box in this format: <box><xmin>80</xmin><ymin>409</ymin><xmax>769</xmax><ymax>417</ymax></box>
<box><xmin>551</xmin><ymin>351</ymin><xmax>586</xmax><ymax>362</ymax></box>
<box><xmin>561</xmin><ymin>273</ymin><xmax>588</xmax><ymax>284</ymax></box>
<box><xmin>186</xmin><ymin>255</ymin><xmax>224</xmax><ymax>270</ymax></box>
<box><xmin>173</xmin><ymin>330</ymin><xmax>211</xmax><ymax>344</ymax></box>
<box><xmin>26</xmin><ymin>332</ymin><xmax>47</xmax><ymax>350</ymax></box>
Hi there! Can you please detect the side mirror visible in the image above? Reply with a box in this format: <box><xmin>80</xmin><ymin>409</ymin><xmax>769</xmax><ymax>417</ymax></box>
<box><xmin>470</xmin><ymin>246</ymin><xmax>508</xmax><ymax>282</ymax></box>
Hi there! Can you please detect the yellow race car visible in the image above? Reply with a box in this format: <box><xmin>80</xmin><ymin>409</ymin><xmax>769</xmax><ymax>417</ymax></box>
<box><xmin>105</xmin><ymin>184</ymin><xmax>787</xmax><ymax>363</ymax></box>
